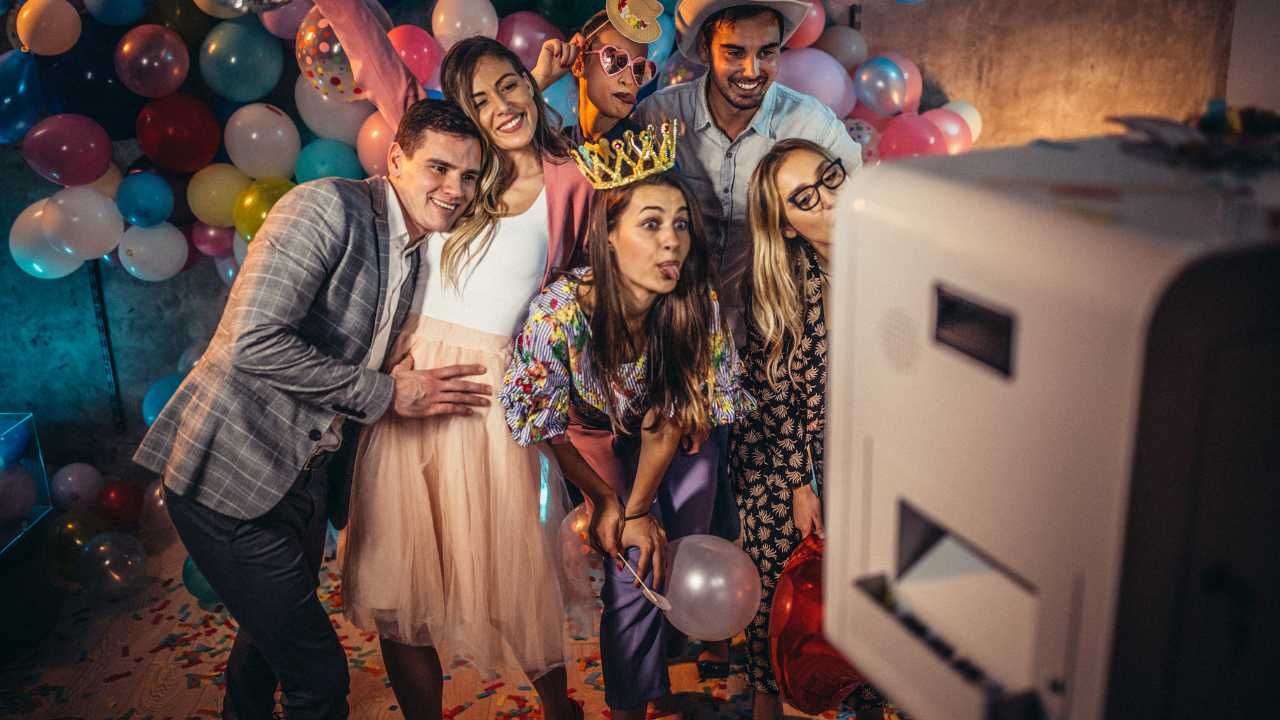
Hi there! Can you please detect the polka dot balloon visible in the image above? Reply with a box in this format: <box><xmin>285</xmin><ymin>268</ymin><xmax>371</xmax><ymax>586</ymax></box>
<box><xmin>295</xmin><ymin>1</ymin><xmax>391</xmax><ymax>102</ymax></box>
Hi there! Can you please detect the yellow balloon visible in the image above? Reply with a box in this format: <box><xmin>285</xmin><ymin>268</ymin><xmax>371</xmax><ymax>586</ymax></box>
<box><xmin>233</xmin><ymin>177</ymin><xmax>295</xmax><ymax>241</ymax></box>
<box><xmin>17</xmin><ymin>0</ymin><xmax>81</xmax><ymax>56</ymax></box>
<box><xmin>192</xmin><ymin>0</ymin><xmax>245</xmax><ymax>20</ymax></box>
<box><xmin>87</xmin><ymin>165</ymin><xmax>123</xmax><ymax>201</ymax></box>
<box><xmin>189</xmin><ymin>163</ymin><xmax>252</xmax><ymax>228</ymax></box>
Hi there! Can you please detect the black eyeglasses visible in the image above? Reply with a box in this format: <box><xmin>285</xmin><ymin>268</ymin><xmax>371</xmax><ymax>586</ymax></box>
<box><xmin>787</xmin><ymin>158</ymin><xmax>846</xmax><ymax>211</ymax></box>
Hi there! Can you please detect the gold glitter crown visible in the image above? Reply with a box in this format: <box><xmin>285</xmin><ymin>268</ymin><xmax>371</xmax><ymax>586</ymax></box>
<box><xmin>570</xmin><ymin>120</ymin><xmax>679</xmax><ymax>190</ymax></box>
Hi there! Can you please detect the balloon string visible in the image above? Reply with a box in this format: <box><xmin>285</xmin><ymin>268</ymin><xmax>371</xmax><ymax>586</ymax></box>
<box><xmin>89</xmin><ymin>262</ymin><xmax>126</xmax><ymax>432</ymax></box>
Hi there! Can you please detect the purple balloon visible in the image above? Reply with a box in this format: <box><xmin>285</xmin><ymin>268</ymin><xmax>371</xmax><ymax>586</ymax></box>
<box><xmin>116</xmin><ymin>24</ymin><xmax>190</xmax><ymax>98</ymax></box>
<box><xmin>496</xmin><ymin>11</ymin><xmax>565</xmax><ymax>71</ymax></box>
<box><xmin>852</xmin><ymin>56</ymin><xmax>907</xmax><ymax>117</ymax></box>
<box><xmin>51</xmin><ymin>462</ymin><xmax>106</xmax><ymax>512</ymax></box>
<box><xmin>260</xmin><ymin>0</ymin><xmax>314</xmax><ymax>40</ymax></box>
<box><xmin>776</xmin><ymin>47</ymin><xmax>856</xmax><ymax>119</ymax></box>
<box><xmin>0</xmin><ymin>465</ymin><xmax>37</xmax><ymax>523</ymax></box>
<box><xmin>22</xmin><ymin>114</ymin><xmax>113</xmax><ymax>186</ymax></box>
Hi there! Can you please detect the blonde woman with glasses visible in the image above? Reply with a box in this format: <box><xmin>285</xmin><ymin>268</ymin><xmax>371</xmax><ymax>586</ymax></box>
<box><xmin>730</xmin><ymin>138</ymin><xmax>885</xmax><ymax>720</ymax></box>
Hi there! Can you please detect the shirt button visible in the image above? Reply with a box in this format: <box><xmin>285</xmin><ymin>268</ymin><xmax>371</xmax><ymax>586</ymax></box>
<box><xmin>309</xmin><ymin>429</ymin><xmax>323</xmax><ymax>441</ymax></box>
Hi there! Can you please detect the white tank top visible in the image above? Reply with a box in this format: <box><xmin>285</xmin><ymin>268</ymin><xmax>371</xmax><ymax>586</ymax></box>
<box><xmin>412</xmin><ymin>188</ymin><xmax>549</xmax><ymax>337</ymax></box>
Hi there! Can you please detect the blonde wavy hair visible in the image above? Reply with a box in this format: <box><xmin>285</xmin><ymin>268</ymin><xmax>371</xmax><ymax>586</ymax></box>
<box><xmin>437</xmin><ymin>37</ymin><xmax>571</xmax><ymax>287</ymax></box>
<box><xmin>746</xmin><ymin>138</ymin><xmax>833</xmax><ymax>388</ymax></box>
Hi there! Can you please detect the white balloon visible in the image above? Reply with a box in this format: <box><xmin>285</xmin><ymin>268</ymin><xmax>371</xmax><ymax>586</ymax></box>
<box><xmin>215</xmin><ymin>254</ymin><xmax>239</xmax><ymax>287</ymax></box>
<box><xmin>233</xmin><ymin>232</ymin><xmax>249</xmax><ymax>264</ymax></box>
<box><xmin>431</xmin><ymin>0</ymin><xmax>497</xmax><ymax>51</ymax></box>
<box><xmin>813</xmin><ymin>25</ymin><xmax>868</xmax><ymax>71</ymax></box>
<box><xmin>9</xmin><ymin>200</ymin><xmax>83</xmax><ymax>279</ymax></box>
<box><xmin>41</xmin><ymin>186</ymin><xmax>124</xmax><ymax>260</ymax></box>
<box><xmin>944</xmin><ymin>100</ymin><xmax>983</xmax><ymax>144</ymax></box>
<box><xmin>119</xmin><ymin>223</ymin><xmax>189</xmax><ymax>281</ymax></box>
<box><xmin>294</xmin><ymin>75</ymin><xmax>375</xmax><ymax>146</ymax></box>
<box><xmin>662</xmin><ymin>535</ymin><xmax>762</xmax><ymax>642</ymax></box>
<box><xmin>225</xmin><ymin>103</ymin><xmax>301</xmax><ymax>179</ymax></box>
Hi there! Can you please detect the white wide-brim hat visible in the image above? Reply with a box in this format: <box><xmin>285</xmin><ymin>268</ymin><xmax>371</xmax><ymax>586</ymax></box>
<box><xmin>675</xmin><ymin>0</ymin><xmax>811</xmax><ymax>59</ymax></box>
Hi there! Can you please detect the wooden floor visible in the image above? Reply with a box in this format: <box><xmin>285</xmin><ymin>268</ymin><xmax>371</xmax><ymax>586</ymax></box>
<box><xmin>0</xmin><ymin>537</ymin><xmax>884</xmax><ymax>719</ymax></box>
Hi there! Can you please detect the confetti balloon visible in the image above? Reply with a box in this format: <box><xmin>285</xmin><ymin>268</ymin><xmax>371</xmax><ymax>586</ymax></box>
<box><xmin>295</xmin><ymin>1</ymin><xmax>391</xmax><ymax>102</ymax></box>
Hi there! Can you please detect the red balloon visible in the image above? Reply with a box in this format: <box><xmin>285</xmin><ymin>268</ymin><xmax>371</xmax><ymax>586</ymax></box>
<box><xmin>878</xmin><ymin>112</ymin><xmax>948</xmax><ymax>161</ymax></box>
<box><xmin>22</xmin><ymin>114</ymin><xmax>113</xmax><ymax>186</ymax></box>
<box><xmin>115</xmin><ymin>24</ymin><xmax>190</xmax><ymax>98</ymax></box>
<box><xmin>190</xmin><ymin>220</ymin><xmax>235</xmax><ymax>257</ymax></box>
<box><xmin>770</xmin><ymin>535</ymin><xmax>865</xmax><ymax>715</ymax></box>
<box><xmin>136</xmin><ymin>93</ymin><xmax>220</xmax><ymax>173</ymax></box>
<box><xmin>922</xmin><ymin>108</ymin><xmax>973</xmax><ymax>155</ymax></box>
<box><xmin>387</xmin><ymin>25</ymin><xmax>445</xmax><ymax>89</ymax></box>
<box><xmin>496</xmin><ymin>11</ymin><xmax>565</xmax><ymax>70</ymax></box>
<box><xmin>847</xmin><ymin>98</ymin><xmax>893</xmax><ymax>132</ymax></box>
<box><xmin>785</xmin><ymin>0</ymin><xmax>825</xmax><ymax>49</ymax></box>
<box><xmin>96</xmin><ymin>479</ymin><xmax>145</xmax><ymax>527</ymax></box>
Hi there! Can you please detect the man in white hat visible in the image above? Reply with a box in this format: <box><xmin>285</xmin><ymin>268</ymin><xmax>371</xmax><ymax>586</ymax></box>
<box><xmin>633</xmin><ymin>0</ymin><xmax>862</xmax><ymax>346</ymax></box>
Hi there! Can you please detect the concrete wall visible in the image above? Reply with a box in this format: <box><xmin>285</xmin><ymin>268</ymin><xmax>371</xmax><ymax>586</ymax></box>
<box><xmin>860</xmin><ymin>0</ymin><xmax>1237</xmax><ymax>147</ymax></box>
<box><xmin>1226</xmin><ymin>0</ymin><xmax>1280</xmax><ymax>109</ymax></box>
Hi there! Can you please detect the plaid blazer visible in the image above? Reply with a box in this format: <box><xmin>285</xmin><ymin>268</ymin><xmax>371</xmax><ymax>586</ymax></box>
<box><xmin>134</xmin><ymin>177</ymin><xmax>417</xmax><ymax>525</ymax></box>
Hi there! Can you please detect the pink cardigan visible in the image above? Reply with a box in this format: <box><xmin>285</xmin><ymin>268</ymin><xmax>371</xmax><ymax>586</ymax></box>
<box><xmin>312</xmin><ymin>0</ymin><xmax>593</xmax><ymax>286</ymax></box>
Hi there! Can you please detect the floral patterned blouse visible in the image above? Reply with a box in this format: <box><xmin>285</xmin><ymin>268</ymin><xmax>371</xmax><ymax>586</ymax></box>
<box><xmin>501</xmin><ymin>268</ymin><xmax>755</xmax><ymax>445</ymax></box>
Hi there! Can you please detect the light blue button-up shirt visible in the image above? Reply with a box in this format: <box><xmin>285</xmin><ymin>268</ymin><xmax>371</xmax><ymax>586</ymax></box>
<box><xmin>634</xmin><ymin>73</ymin><xmax>862</xmax><ymax>344</ymax></box>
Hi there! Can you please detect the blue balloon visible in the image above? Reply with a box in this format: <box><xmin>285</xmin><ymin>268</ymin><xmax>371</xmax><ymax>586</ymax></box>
<box><xmin>84</xmin><ymin>0</ymin><xmax>146</xmax><ymax>26</ymax></box>
<box><xmin>37</xmin><ymin>21</ymin><xmax>145</xmax><ymax>140</ymax></box>
<box><xmin>853</xmin><ymin>56</ymin><xmax>908</xmax><ymax>117</ymax></box>
<box><xmin>647</xmin><ymin>13</ymin><xmax>676</xmax><ymax>69</ymax></box>
<box><xmin>543</xmin><ymin>74</ymin><xmax>579</xmax><ymax>130</ymax></box>
<box><xmin>0</xmin><ymin>417</ymin><xmax>32</xmax><ymax>467</ymax></box>
<box><xmin>295</xmin><ymin>138</ymin><xmax>365</xmax><ymax>183</ymax></box>
<box><xmin>199</xmin><ymin>17</ymin><xmax>283</xmax><ymax>103</ymax></box>
<box><xmin>0</xmin><ymin>50</ymin><xmax>43</xmax><ymax>145</ymax></box>
<box><xmin>426</xmin><ymin>88</ymin><xmax>444</xmax><ymax>100</ymax></box>
<box><xmin>142</xmin><ymin>372</ymin><xmax>185</xmax><ymax>427</ymax></box>
<box><xmin>117</xmin><ymin>172</ymin><xmax>175</xmax><ymax>227</ymax></box>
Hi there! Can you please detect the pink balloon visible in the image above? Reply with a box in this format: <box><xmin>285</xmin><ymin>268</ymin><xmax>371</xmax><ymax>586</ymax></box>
<box><xmin>879</xmin><ymin>52</ymin><xmax>922</xmax><ymax>114</ymax></box>
<box><xmin>776</xmin><ymin>48</ymin><xmax>855</xmax><ymax>119</ymax></box>
<box><xmin>115</xmin><ymin>24</ymin><xmax>189</xmax><ymax>98</ymax></box>
<box><xmin>356</xmin><ymin>112</ymin><xmax>394</xmax><ymax>177</ymax></box>
<box><xmin>191</xmin><ymin>221</ymin><xmax>235</xmax><ymax>257</ymax></box>
<box><xmin>847</xmin><ymin>98</ymin><xmax>893</xmax><ymax>131</ymax></box>
<box><xmin>388</xmin><ymin>25</ymin><xmax>445</xmax><ymax>88</ymax></box>
<box><xmin>785</xmin><ymin>0</ymin><xmax>825</xmax><ymax>49</ymax></box>
<box><xmin>22</xmin><ymin>114</ymin><xmax>112</xmax><ymax>186</ymax></box>
<box><xmin>922</xmin><ymin>108</ymin><xmax>973</xmax><ymax>155</ymax></box>
<box><xmin>496</xmin><ymin>11</ymin><xmax>565</xmax><ymax>70</ymax></box>
<box><xmin>878</xmin><ymin>113</ymin><xmax>948</xmax><ymax>161</ymax></box>
<box><xmin>260</xmin><ymin>0</ymin><xmax>314</xmax><ymax>40</ymax></box>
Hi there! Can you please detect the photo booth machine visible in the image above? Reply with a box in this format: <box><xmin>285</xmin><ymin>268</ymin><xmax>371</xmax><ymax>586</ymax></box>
<box><xmin>823</xmin><ymin>137</ymin><xmax>1279</xmax><ymax>720</ymax></box>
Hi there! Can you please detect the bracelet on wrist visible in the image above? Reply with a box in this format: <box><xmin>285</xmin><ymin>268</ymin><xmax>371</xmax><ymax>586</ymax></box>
<box><xmin>624</xmin><ymin>508</ymin><xmax>651</xmax><ymax>522</ymax></box>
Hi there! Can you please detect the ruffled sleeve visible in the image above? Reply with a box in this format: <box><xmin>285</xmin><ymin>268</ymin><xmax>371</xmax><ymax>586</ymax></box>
<box><xmin>501</xmin><ymin>296</ymin><xmax>574</xmax><ymax>446</ymax></box>
<box><xmin>706</xmin><ymin>291</ymin><xmax>756</xmax><ymax>425</ymax></box>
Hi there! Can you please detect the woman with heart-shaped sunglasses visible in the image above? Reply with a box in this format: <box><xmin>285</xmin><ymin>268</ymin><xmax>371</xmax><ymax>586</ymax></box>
<box><xmin>532</xmin><ymin>9</ymin><xmax>660</xmax><ymax>146</ymax></box>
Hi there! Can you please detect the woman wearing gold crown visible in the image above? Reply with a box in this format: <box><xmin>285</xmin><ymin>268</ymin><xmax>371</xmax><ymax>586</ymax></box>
<box><xmin>308</xmin><ymin>0</ymin><xmax>597</xmax><ymax>718</ymax></box>
<box><xmin>501</xmin><ymin>121</ymin><xmax>755</xmax><ymax>718</ymax></box>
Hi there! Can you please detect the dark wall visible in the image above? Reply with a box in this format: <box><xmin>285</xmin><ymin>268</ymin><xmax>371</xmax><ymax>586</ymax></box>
<box><xmin>861</xmin><ymin>0</ymin><xmax>1237</xmax><ymax>147</ymax></box>
<box><xmin>0</xmin><ymin>147</ymin><xmax>223</xmax><ymax>481</ymax></box>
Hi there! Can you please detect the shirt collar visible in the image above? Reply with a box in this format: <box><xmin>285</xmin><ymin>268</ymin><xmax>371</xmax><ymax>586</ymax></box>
<box><xmin>383</xmin><ymin>177</ymin><xmax>423</xmax><ymax>254</ymax></box>
<box><xmin>694</xmin><ymin>72</ymin><xmax>780</xmax><ymax>138</ymax></box>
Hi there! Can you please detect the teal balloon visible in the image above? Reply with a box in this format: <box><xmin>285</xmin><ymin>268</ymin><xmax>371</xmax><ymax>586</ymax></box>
<box><xmin>182</xmin><ymin>556</ymin><xmax>221</xmax><ymax>605</ymax></box>
<box><xmin>543</xmin><ymin>73</ymin><xmax>578</xmax><ymax>130</ymax></box>
<box><xmin>647</xmin><ymin>13</ymin><xmax>676</xmax><ymax>69</ymax></box>
<box><xmin>117</xmin><ymin>172</ymin><xmax>175</xmax><ymax>227</ymax></box>
<box><xmin>0</xmin><ymin>417</ymin><xmax>31</xmax><ymax>467</ymax></box>
<box><xmin>294</xmin><ymin>138</ymin><xmax>364</xmax><ymax>183</ymax></box>
<box><xmin>84</xmin><ymin>0</ymin><xmax>147</xmax><ymax>26</ymax></box>
<box><xmin>199</xmin><ymin>17</ymin><xmax>283</xmax><ymax>103</ymax></box>
<box><xmin>142</xmin><ymin>372</ymin><xmax>185</xmax><ymax>427</ymax></box>
<box><xmin>0</xmin><ymin>50</ymin><xmax>43</xmax><ymax>145</ymax></box>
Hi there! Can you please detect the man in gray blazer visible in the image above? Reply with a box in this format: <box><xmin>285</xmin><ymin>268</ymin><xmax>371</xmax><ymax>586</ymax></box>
<box><xmin>134</xmin><ymin>100</ymin><xmax>490</xmax><ymax>720</ymax></box>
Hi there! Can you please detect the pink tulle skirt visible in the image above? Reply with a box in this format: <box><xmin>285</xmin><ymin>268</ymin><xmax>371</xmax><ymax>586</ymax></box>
<box><xmin>339</xmin><ymin>314</ymin><xmax>567</xmax><ymax>679</ymax></box>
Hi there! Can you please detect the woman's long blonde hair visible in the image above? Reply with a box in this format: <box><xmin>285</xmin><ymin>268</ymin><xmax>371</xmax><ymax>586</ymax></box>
<box><xmin>437</xmin><ymin>37</ymin><xmax>571</xmax><ymax>287</ymax></box>
<box><xmin>746</xmin><ymin>138</ymin><xmax>832</xmax><ymax>387</ymax></box>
